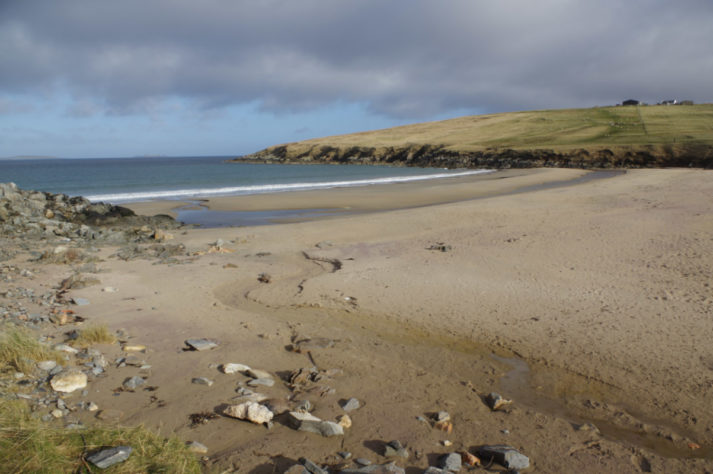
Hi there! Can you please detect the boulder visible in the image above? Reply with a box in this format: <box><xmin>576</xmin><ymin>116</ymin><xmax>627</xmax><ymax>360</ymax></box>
<box><xmin>224</xmin><ymin>401</ymin><xmax>274</xmax><ymax>424</ymax></box>
<box><xmin>50</xmin><ymin>370</ymin><xmax>87</xmax><ymax>393</ymax></box>
<box><xmin>477</xmin><ymin>445</ymin><xmax>529</xmax><ymax>471</ymax></box>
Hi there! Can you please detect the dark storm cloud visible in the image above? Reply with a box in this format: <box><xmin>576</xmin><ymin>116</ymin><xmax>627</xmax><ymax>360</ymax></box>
<box><xmin>1</xmin><ymin>0</ymin><xmax>711</xmax><ymax>119</ymax></box>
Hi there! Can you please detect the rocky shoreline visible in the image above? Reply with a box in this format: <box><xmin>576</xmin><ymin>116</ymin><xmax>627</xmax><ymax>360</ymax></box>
<box><xmin>237</xmin><ymin>143</ymin><xmax>713</xmax><ymax>169</ymax></box>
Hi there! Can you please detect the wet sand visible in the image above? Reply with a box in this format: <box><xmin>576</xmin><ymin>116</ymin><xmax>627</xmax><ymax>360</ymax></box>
<box><xmin>13</xmin><ymin>167</ymin><xmax>713</xmax><ymax>472</ymax></box>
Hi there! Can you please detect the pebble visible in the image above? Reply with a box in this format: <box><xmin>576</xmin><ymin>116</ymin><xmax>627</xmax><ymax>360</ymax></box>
<box><xmin>72</xmin><ymin>297</ymin><xmax>90</xmax><ymax>306</ymax></box>
<box><xmin>53</xmin><ymin>344</ymin><xmax>79</xmax><ymax>354</ymax></box>
<box><xmin>184</xmin><ymin>338</ymin><xmax>218</xmax><ymax>351</ymax></box>
<box><xmin>247</xmin><ymin>377</ymin><xmax>274</xmax><ymax>387</ymax></box>
<box><xmin>50</xmin><ymin>370</ymin><xmax>87</xmax><ymax>393</ymax></box>
<box><xmin>87</xmin><ymin>402</ymin><xmax>99</xmax><ymax>412</ymax></box>
<box><xmin>477</xmin><ymin>445</ymin><xmax>529</xmax><ymax>471</ymax></box>
<box><xmin>51</xmin><ymin>409</ymin><xmax>64</xmax><ymax>418</ymax></box>
<box><xmin>338</xmin><ymin>452</ymin><xmax>352</xmax><ymax>460</ymax></box>
<box><xmin>86</xmin><ymin>446</ymin><xmax>132</xmax><ymax>469</ymax></box>
<box><xmin>221</xmin><ymin>363</ymin><xmax>251</xmax><ymax>374</ymax></box>
<box><xmin>37</xmin><ymin>360</ymin><xmax>58</xmax><ymax>371</ymax></box>
<box><xmin>341</xmin><ymin>397</ymin><xmax>361</xmax><ymax>411</ymax></box>
<box><xmin>122</xmin><ymin>376</ymin><xmax>145</xmax><ymax>390</ymax></box>
<box><xmin>102</xmin><ymin>287</ymin><xmax>119</xmax><ymax>293</ymax></box>
<box><xmin>355</xmin><ymin>458</ymin><xmax>371</xmax><ymax>466</ymax></box>
<box><xmin>435</xmin><ymin>411</ymin><xmax>450</xmax><ymax>422</ymax></box>
<box><xmin>337</xmin><ymin>414</ymin><xmax>352</xmax><ymax>429</ymax></box>
<box><xmin>192</xmin><ymin>377</ymin><xmax>214</xmax><ymax>386</ymax></box>
<box><xmin>485</xmin><ymin>392</ymin><xmax>512</xmax><ymax>411</ymax></box>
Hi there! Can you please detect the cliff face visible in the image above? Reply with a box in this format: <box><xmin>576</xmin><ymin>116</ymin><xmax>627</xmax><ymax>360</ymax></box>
<box><xmin>238</xmin><ymin>143</ymin><xmax>713</xmax><ymax>169</ymax></box>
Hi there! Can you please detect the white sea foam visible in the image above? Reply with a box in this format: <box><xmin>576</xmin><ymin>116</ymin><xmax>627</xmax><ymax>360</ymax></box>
<box><xmin>86</xmin><ymin>169</ymin><xmax>494</xmax><ymax>203</ymax></box>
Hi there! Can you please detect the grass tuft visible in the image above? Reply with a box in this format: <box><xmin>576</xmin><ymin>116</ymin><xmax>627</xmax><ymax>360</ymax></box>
<box><xmin>0</xmin><ymin>398</ymin><xmax>201</xmax><ymax>473</ymax></box>
<box><xmin>74</xmin><ymin>324</ymin><xmax>116</xmax><ymax>347</ymax></box>
<box><xmin>0</xmin><ymin>326</ymin><xmax>63</xmax><ymax>374</ymax></box>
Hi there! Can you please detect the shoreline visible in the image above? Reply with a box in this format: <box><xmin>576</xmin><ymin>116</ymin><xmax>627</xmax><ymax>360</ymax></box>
<box><xmin>124</xmin><ymin>168</ymin><xmax>591</xmax><ymax>225</ymax></box>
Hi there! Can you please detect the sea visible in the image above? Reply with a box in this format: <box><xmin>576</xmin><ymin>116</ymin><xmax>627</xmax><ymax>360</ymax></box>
<box><xmin>0</xmin><ymin>156</ymin><xmax>491</xmax><ymax>226</ymax></box>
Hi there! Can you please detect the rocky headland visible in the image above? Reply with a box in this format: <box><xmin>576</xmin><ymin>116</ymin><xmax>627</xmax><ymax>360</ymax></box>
<box><xmin>238</xmin><ymin>143</ymin><xmax>713</xmax><ymax>169</ymax></box>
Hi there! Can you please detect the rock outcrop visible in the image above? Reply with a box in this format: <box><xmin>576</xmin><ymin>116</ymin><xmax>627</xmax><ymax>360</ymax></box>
<box><xmin>236</xmin><ymin>143</ymin><xmax>713</xmax><ymax>169</ymax></box>
<box><xmin>0</xmin><ymin>182</ymin><xmax>180</xmax><ymax>242</ymax></box>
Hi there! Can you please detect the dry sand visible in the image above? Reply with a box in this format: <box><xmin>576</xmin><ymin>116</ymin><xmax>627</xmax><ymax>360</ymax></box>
<box><xmin>8</xmin><ymin>168</ymin><xmax>713</xmax><ymax>473</ymax></box>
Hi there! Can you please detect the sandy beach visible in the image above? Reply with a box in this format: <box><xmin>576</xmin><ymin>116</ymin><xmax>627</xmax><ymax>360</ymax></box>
<box><xmin>3</xmin><ymin>167</ymin><xmax>713</xmax><ymax>473</ymax></box>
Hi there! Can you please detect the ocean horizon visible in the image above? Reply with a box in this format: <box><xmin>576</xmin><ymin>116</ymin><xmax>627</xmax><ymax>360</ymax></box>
<box><xmin>0</xmin><ymin>156</ymin><xmax>492</xmax><ymax>204</ymax></box>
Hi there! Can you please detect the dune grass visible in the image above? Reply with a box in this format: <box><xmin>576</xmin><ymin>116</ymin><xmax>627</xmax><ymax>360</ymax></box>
<box><xmin>73</xmin><ymin>324</ymin><xmax>116</xmax><ymax>347</ymax></box>
<box><xmin>0</xmin><ymin>326</ymin><xmax>64</xmax><ymax>374</ymax></box>
<box><xmin>0</xmin><ymin>398</ymin><xmax>201</xmax><ymax>473</ymax></box>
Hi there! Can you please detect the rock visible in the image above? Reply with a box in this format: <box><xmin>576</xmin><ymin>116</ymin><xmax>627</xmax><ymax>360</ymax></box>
<box><xmin>122</xmin><ymin>376</ymin><xmax>145</xmax><ymax>390</ymax></box>
<box><xmin>339</xmin><ymin>452</ymin><xmax>353</xmax><ymax>460</ymax></box>
<box><xmin>87</xmin><ymin>402</ymin><xmax>99</xmax><ymax>412</ymax></box>
<box><xmin>86</xmin><ymin>446</ymin><xmax>132</xmax><ymax>469</ymax></box>
<box><xmin>341</xmin><ymin>397</ymin><xmax>360</xmax><ymax>411</ymax></box>
<box><xmin>247</xmin><ymin>377</ymin><xmax>275</xmax><ymax>387</ymax></box>
<box><xmin>485</xmin><ymin>392</ymin><xmax>512</xmax><ymax>411</ymax></box>
<box><xmin>435</xmin><ymin>411</ymin><xmax>450</xmax><ymax>422</ymax></box>
<box><xmin>246</xmin><ymin>368</ymin><xmax>272</xmax><ymax>379</ymax></box>
<box><xmin>221</xmin><ymin>363</ymin><xmax>251</xmax><ymax>374</ymax></box>
<box><xmin>102</xmin><ymin>286</ymin><xmax>119</xmax><ymax>293</ymax></box>
<box><xmin>223</xmin><ymin>401</ymin><xmax>274</xmax><ymax>424</ymax></box>
<box><xmin>434</xmin><ymin>420</ymin><xmax>453</xmax><ymax>434</ymax></box>
<box><xmin>355</xmin><ymin>458</ymin><xmax>371</xmax><ymax>466</ymax></box>
<box><xmin>439</xmin><ymin>453</ymin><xmax>461</xmax><ymax>472</ymax></box>
<box><xmin>51</xmin><ymin>409</ymin><xmax>64</xmax><ymax>418</ymax></box>
<box><xmin>442</xmin><ymin>440</ymin><xmax>452</xmax><ymax>447</ymax></box>
<box><xmin>96</xmin><ymin>409</ymin><xmax>124</xmax><ymax>421</ymax></box>
<box><xmin>427</xmin><ymin>242</ymin><xmax>452</xmax><ymax>252</ymax></box>
<box><xmin>460</xmin><ymin>452</ymin><xmax>480</xmax><ymax>467</ymax></box>
<box><xmin>294</xmin><ymin>399</ymin><xmax>312</xmax><ymax>413</ymax></box>
<box><xmin>192</xmin><ymin>377</ymin><xmax>214</xmax><ymax>386</ymax></box>
<box><xmin>340</xmin><ymin>462</ymin><xmax>405</xmax><ymax>474</ymax></box>
<box><xmin>423</xmin><ymin>468</ymin><xmax>449</xmax><ymax>474</ymax></box>
<box><xmin>50</xmin><ymin>370</ymin><xmax>87</xmax><ymax>393</ymax></box>
<box><xmin>37</xmin><ymin>360</ymin><xmax>58</xmax><ymax>371</ymax></box>
<box><xmin>299</xmin><ymin>458</ymin><xmax>328</xmax><ymax>474</ymax></box>
<box><xmin>123</xmin><ymin>355</ymin><xmax>144</xmax><ymax>366</ymax></box>
<box><xmin>53</xmin><ymin>343</ymin><xmax>79</xmax><ymax>354</ymax></box>
<box><xmin>477</xmin><ymin>445</ymin><xmax>529</xmax><ymax>471</ymax></box>
<box><xmin>187</xmin><ymin>441</ymin><xmax>208</xmax><ymax>454</ymax></box>
<box><xmin>257</xmin><ymin>273</ymin><xmax>271</xmax><ymax>283</ymax></box>
<box><xmin>384</xmin><ymin>440</ymin><xmax>409</xmax><ymax>459</ymax></box>
<box><xmin>184</xmin><ymin>338</ymin><xmax>218</xmax><ymax>351</ymax></box>
<box><xmin>122</xmin><ymin>344</ymin><xmax>146</xmax><ymax>352</ymax></box>
<box><xmin>286</xmin><ymin>411</ymin><xmax>344</xmax><ymax>437</ymax></box>
<box><xmin>337</xmin><ymin>414</ymin><xmax>352</xmax><ymax>429</ymax></box>
<box><xmin>71</xmin><ymin>297</ymin><xmax>90</xmax><ymax>306</ymax></box>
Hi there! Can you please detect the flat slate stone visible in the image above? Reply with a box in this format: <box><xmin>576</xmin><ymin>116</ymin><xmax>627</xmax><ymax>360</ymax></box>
<box><xmin>86</xmin><ymin>446</ymin><xmax>132</xmax><ymax>469</ymax></box>
<box><xmin>185</xmin><ymin>338</ymin><xmax>218</xmax><ymax>351</ymax></box>
<box><xmin>341</xmin><ymin>397</ymin><xmax>361</xmax><ymax>411</ymax></box>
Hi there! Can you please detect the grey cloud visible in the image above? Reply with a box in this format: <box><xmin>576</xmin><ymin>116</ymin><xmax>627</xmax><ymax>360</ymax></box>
<box><xmin>1</xmin><ymin>0</ymin><xmax>711</xmax><ymax>119</ymax></box>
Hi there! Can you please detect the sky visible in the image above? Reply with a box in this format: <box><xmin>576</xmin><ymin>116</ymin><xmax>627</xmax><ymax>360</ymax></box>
<box><xmin>1</xmin><ymin>0</ymin><xmax>711</xmax><ymax>158</ymax></box>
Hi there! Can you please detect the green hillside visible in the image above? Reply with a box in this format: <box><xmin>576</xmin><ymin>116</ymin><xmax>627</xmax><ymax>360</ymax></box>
<box><xmin>238</xmin><ymin>104</ymin><xmax>713</xmax><ymax>169</ymax></box>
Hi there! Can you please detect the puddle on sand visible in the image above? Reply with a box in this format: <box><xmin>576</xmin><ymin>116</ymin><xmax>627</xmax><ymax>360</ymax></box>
<box><xmin>491</xmin><ymin>354</ymin><xmax>713</xmax><ymax>460</ymax></box>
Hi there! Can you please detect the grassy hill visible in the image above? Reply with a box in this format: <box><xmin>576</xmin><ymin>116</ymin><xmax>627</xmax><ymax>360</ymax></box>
<box><xmin>238</xmin><ymin>104</ymin><xmax>713</xmax><ymax>169</ymax></box>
